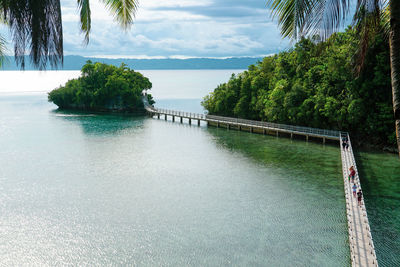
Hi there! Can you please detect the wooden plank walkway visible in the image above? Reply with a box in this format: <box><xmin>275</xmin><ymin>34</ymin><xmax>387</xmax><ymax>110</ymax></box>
<box><xmin>144</xmin><ymin>99</ymin><xmax>378</xmax><ymax>266</ymax></box>
<box><xmin>340</xmin><ymin>133</ymin><xmax>378</xmax><ymax>266</ymax></box>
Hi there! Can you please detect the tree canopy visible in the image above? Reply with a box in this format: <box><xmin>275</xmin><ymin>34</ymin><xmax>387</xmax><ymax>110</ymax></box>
<box><xmin>48</xmin><ymin>61</ymin><xmax>153</xmax><ymax>112</ymax></box>
<box><xmin>266</xmin><ymin>0</ymin><xmax>400</xmax><ymax>155</ymax></box>
<box><xmin>202</xmin><ymin>28</ymin><xmax>395</xmax><ymax>149</ymax></box>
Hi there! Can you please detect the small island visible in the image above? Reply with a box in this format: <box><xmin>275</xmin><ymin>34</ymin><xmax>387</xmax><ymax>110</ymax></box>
<box><xmin>48</xmin><ymin>61</ymin><xmax>154</xmax><ymax>112</ymax></box>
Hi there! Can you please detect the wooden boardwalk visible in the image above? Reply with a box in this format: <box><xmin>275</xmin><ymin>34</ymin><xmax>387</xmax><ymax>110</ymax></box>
<box><xmin>340</xmin><ymin>134</ymin><xmax>378</xmax><ymax>266</ymax></box>
<box><xmin>144</xmin><ymin>99</ymin><xmax>378</xmax><ymax>266</ymax></box>
<box><xmin>143</xmin><ymin>100</ymin><xmax>340</xmax><ymax>142</ymax></box>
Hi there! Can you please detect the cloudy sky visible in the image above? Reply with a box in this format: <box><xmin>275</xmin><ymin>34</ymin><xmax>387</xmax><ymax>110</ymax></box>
<box><xmin>0</xmin><ymin>0</ymin><xmax>293</xmax><ymax>59</ymax></box>
<box><xmin>60</xmin><ymin>0</ymin><xmax>290</xmax><ymax>58</ymax></box>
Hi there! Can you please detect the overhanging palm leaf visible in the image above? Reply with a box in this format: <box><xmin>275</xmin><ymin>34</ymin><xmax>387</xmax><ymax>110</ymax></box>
<box><xmin>2</xmin><ymin>0</ymin><xmax>63</xmax><ymax>69</ymax></box>
<box><xmin>101</xmin><ymin>0</ymin><xmax>138</xmax><ymax>29</ymax></box>
<box><xmin>352</xmin><ymin>1</ymin><xmax>385</xmax><ymax>73</ymax></box>
<box><xmin>0</xmin><ymin>0</ymin><xmax>139</xmax><ymax>69</ymax></box>
<box><xmin>77</xmin><ymin>0</ymin><xmax>91</xmax><ymax>44</ymax></box>
<box><xmin>0</xmin><ymin>10</ymin><xmax>7</xmax><ymax>67</ymax></box>
<box><xmin>267</xmin><ymin>0</ymin><xmax>351</xmax><ymax>40</ymax></box>
<box><xmin>0</xmin><ymin>34</ymin><xmax>7</xmax><ymax>67</ymax></box>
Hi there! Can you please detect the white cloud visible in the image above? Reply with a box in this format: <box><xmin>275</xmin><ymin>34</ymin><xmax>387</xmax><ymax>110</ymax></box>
<box><xmin>1</xmin><ymin>0</ymin><xmax>290</xmax><ymax>58</ymax></box>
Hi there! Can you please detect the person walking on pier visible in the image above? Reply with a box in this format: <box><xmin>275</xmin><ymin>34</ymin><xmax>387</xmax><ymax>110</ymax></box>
<box><xmin>352</xmin><ymin>184</ymin><xmax>357</xmax><ymax>197</ymax></box>
<box><xmin>341</xmin><ymin>135</ymin><xmax>349</xmax><ymax>150</ymax></box>
<box><xmin>341</xmin><ymin>136</ymin><xmax>347</xmax><ymax>150</ymax></box>
<box><xmin>357</xmin><ymin>190</ymin><xmax>363</xmax><ymax>206</ymax></box>
<box><xmin>349</xmin><ymin>166</ymin><xmax>356</xmax><ymax>183</ymax></box>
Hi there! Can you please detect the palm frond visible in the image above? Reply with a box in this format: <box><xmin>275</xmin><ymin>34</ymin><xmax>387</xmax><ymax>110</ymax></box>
<box><xmin>352</xmin><ymin>0</ymin><xmax>385</xmax><ymax>74</ymax></box>
<box><xmin>267</xmin><ymin>0</ymin><xmax>313</xmax><ymax>39</ymax></box>
<box><xmin>77</xmin><ymin>0</ymin><xmax>91</xmax><ymax>44</ymax></box>
<box><xmin>267</xmin><ymin>0</ymin><xmax>351</xmax><ymax>40</ymax></box>
<box><xmin>3</xmin><ymin>0</ymin><xmax>63</xmax><ymax>70</ymax></box>
<box><xmin>302</xmin><ymin>0</ymin><xmax>351</xmax><ymax>40</ymax></box>
<box><xmin>379</xmin><ymin>1</ymin><xmax>390</xmax><ymax>39</ymax></box>
<box><xmin>0</xmin><ymin>34</ymin><xmax>8</xmax><ymax>67</ymax></box>
<box><xmin>101</xmin><ymin>0</ymin><xmax>138</xmax><ymax>29</ymax></box>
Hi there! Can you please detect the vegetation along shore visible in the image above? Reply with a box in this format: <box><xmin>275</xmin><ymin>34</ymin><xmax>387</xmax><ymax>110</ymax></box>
<box><xmin>202</xmin><ymin>29</ymin><xmax>396</xmax><ymax>152</ymax></box>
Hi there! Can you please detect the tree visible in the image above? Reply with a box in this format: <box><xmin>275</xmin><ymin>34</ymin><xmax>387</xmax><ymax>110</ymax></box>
<box><xmin>0</xmin><ymin>0</ymin><xmax>137</xmax><ymax>69</ymax></box>
<box><xmin>266</xmin><ymin>0</ymin><xmax>400</xmax><ymax>156</ymax></box>
<box><xmin>202</xmin><ymin>30</ymin><xmax>394</xmax><ymax>148</ymax></box>
<box><xmin>48</xmin><ymin>61</ymin><xmax>153</xmax><ymax>111</ymax></box>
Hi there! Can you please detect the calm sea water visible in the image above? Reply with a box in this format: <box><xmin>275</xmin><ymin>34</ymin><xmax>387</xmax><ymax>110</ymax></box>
<box><xmin>0</xmin><ymin>70</ymin><xmax>398</xmax><ymax>266</ymax></box>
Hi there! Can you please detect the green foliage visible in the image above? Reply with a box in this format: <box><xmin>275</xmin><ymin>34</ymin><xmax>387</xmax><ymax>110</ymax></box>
<box><xmin>48</xmin><ymin>61</ymin><xmax>153</xmax><ymax>112</ymax></box>
<box><xmin>202</xmin><ymin>28</ymin><xmax>394</xmax><ymax>147</ymax></box>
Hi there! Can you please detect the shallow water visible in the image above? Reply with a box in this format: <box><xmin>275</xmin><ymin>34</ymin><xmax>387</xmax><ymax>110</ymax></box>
<box><xmin>0</xmin><ymin>94</ymin><xmax>350</xmax><ymax>266</ymax></box>
<box><xmin>355</xmin><ymin>150</ymin><xmax>400</xmax><ymax>266</ymax></box>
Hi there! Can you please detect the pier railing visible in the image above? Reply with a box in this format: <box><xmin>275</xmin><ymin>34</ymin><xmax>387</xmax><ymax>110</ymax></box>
<box><xmin>341</xmin><ymin>133</ymin><xmax>378</xmax><ymax>266</ymax></box>
<box><xmin>143</xmin><ymin>96</ymin><xmax>340</xmax><ymax>139</ymax></box>
<box><xmin>206</xmin><ymin>114</ymin><xmax>340</xmax><ymax>138</ymax></box>
<box><xmin>156</xmin><ymin>108</ymin><xmax>205</xmax><ymax>120</ymax></box>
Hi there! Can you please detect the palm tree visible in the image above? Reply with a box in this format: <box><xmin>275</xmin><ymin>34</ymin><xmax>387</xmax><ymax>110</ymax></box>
<box><xmin>267</xmin><ymin>0</ymin><xmax>400</xmax><ymax>156</ymax></box>
<box><xmin>0</xmin><ymin>0</ymin><xmax>137</xmax><ymax>69</ymax></box>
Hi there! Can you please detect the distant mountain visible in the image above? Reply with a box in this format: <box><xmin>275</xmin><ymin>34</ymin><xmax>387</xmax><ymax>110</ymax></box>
<box><xmin>1</xmin><ymin>55</ymin><xmax>267</xmax><ymax>70</ymax></box>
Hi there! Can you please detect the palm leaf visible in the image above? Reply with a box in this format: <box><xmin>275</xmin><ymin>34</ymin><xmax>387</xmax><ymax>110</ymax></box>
<box><xmin>101</xmin><ymin>0</ymin><xmax>138</xmax><ymax>29</ymax></box>
<box><xmin>267</xmin><ymin>0</ymin><xmax>351</xmax><ymax>40</ymax></box>
<box><xmin>3</xmin><ymin>0</ymin><xmax>63</xmax><ymax>70</ymax></box>
<box><xmin>77</xmin><ymin>0</ymin><xmax>91</xmax><ymax>44</ymax></box>
<box><xmin>352</xmin><ymin>0</ymin><xmax>387</xmax><ymax>74</ymax></box>
<box><xmin>0</xmin><ymin>34</ymin><xmax>8</xmax><ymax>67</ymax></box>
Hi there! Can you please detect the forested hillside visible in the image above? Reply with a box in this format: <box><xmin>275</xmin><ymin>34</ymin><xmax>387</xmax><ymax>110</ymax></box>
<box><xmin>202</xmin><ymin>29</ymin><xmax>395</xmax><ymax>149</ymax></box>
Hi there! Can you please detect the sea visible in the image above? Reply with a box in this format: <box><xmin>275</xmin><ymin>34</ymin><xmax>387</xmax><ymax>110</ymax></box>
<box><xmin>0</xmin><ymin>70</ymin><xmax>398</xmax><ymax>266</ymax></box>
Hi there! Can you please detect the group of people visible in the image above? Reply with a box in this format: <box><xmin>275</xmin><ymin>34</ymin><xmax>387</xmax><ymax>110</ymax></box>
<box><xmin>341</xmin><ymin>135</ymin><xmax>349</xmax><ymax>150</ymax></box>
<box><xmin>349</xmin><ymin>166</ymin><xmax>363</xmax><ymax>206</ymax></box>
<box><xmin>342</xmin><ymin>134</ymin><xmax>363</xmax><ymax>206</ymax></box>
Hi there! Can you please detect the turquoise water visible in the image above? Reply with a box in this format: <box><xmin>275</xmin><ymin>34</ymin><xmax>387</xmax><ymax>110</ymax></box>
<box><xmin>355</xmin><ymin>150</ymin><xmax>400</xmax><ymax>266</ymax></box>
<box><xmin>0</xmin><ymin>94</ymin><xmax>350</xmax><ymax>265</ymax></box>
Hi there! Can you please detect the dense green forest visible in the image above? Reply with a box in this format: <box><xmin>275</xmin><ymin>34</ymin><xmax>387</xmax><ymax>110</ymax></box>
<box><xmin>202</xmin><ymin>28</ymin><xmax>395</xmax><ymax>150</ymax></box>
<box><xmin>49</xmin><ymin>61</ymin><xmax>154</xmax><ymax>112</ymax></box>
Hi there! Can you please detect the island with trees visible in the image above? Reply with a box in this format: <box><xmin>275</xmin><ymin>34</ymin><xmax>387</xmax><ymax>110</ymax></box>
<box><xmin>202</xmin><ymin>28</ymin><xmax>396</xmax><ymax>151</ymax></box>
<box><xmin>48</xmin><ymin>61</ymin><xmax>154</xmax><ymax>113</ymax></box>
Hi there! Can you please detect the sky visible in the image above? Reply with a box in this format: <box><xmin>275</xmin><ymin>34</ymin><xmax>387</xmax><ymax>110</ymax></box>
<box><xmin>1</xmin><ymin>0</ymin><xmax>292</xmax><ymax>59</ymax></box>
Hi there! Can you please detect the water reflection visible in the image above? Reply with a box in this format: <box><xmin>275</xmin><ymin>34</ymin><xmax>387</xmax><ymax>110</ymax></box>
<box><xmin>52</xmin><ymin>109</ymin><xmax>145</xmax><ymax>135</ymax></box>
<box><xmin>205</xmin><ymin>126</ymin><xmax>342</xmax><ymax>177</ymax></box>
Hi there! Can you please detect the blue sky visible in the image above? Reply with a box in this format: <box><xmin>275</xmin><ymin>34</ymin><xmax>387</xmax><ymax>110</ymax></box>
<box><xmin>60</xmin><ymin>0</ymin><xmax>291</xmax><ymax>58</ymax></box>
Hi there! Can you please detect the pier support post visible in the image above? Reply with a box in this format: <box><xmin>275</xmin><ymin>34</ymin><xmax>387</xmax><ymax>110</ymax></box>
<box><xmin>276</xmin><ymin>131</ymin><xmax>279</xmax><ymax>137</ymax></box>
<box><xmin>172</xmin><ymin>116</ymin><xmax>175</xmax><ymax>122</ymax></box>
<box><xmin>250</xmin><ymin>127</ymin><xmax>253</xmax><ymax>133</ymax></box>
<box><xmin>180</xmin><ymin>117</ymin><xmax>183</xmax><ymax>123</ymax></box>
<box><xmin>263</xmin><ymin>128</ymin><xmax>266</xmax><ymax>135</ymax></box>
<box><xmin>165</xmin><ymin>114</ymin><xmax>167</xmax><ymax>120</ymax></box>
<box><xmin>227</xmin><ymin>124</ymin><xmax>230</xmax><ymax>130</ymax></box>
<box><xmin>323</xmin><ymin>137</ymin><xmax>326</xmax><ymax>144</ymax></box>
<box><xmin>198</xmin><ymin>119</ymin><xmax>200</xmax><ymax>126</ymax></box>
<box><xmin>217</xmin><ymin>122</ymin><xmax>220</xmax><ymax>128</ymax></box>
<box><xmin>157</xmin><ymin>113</ymin><xmax>160</xmax><ymax>119</ymax></box>
<box><xmin>306</xmin><ymin>135</ymin><xmax>309</xmax><ymax>142</ymax></box>
<box><xmin>291</xmin><ymin>133</ymin><xmax>293</xmax><ymax>139</ymax></box>
<box><xmin>239</xmin><ymin>125</ymin><xmax>241</xmax><ymax>131</ymax></box>
<box><xmin>189</xmin><ymin>118</ymin><xmax>191</xmax><ymax>125</ymax></box>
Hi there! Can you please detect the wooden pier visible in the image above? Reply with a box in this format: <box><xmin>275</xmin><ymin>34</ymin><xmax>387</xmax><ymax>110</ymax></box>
<box><xmin>341</xmin><ymin>133</ymin><xmax>378</xmax><ymax>266</ymax></box>
<box><xmin>144</xmin><ymin>104</ymin><xmax>340</xmax><ymax>142</ymax></box>
<box><xmin>144</xmin><ymin>99</ymin><xmax>378</xmax><ymax>266</ymax></box>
